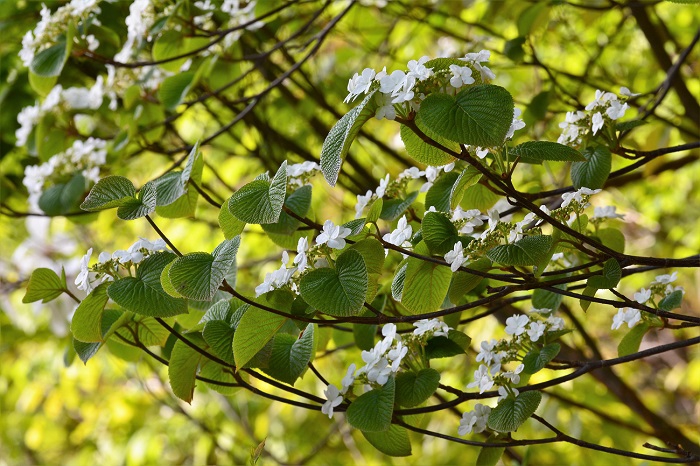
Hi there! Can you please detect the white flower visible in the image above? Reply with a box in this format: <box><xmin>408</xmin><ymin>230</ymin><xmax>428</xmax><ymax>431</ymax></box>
<box><xmin>475</xmin><ymin>147</ymin><xmax>489</xmax><ymax>159</ymax></box>
<box><xmin>287</xmin><ymin>161</ymin><xmax>319</xmax><ymax>177</ymax></box>
<box><xmin>374</xmin><ymin>93</ymin><xmax>396</xmax><ymax>120</ymax></box>
<box><xmin>448</xmin><ymin>65</ymin><xmax>475</xmax><ymax>88</ymax></box>
<box><xmin>375</xmin><ymin>174</ymin><xmax>390</xmax><ymax>199</ymax></box>
<box><xmin>387</xmin><ymin>341</ymin><xmax>408</xmax><ymax>372</ymax></box>
<box><xmin>345</xmin><ymin>68</ymin><xmax>377</xmax><ymax>103</ymax></box>
<box><xmin>592</xmin><ymin>206</ymin><xmax>624</xmax><ymax>220</ymax></box>
<box><xmin>255</xmin><ymin>252</ymin><xmax>295</xmax><ymax>297</ymax></box>
<box><xmin>458</xmin><ymin>403</ymin><xmax>491</xmax><ymax>435</ymax></box>
<box><xmin>611</xmin><ymin>308</ymin><xmax>642</xmax><ymax>330</ymax></box>
<box><xmin>476</xmin><ymin>339</ymin><xmax>499</xmax><ymax>366</ymax></box>
<box><xmin>527</xmin><ymin>321</ymin><xmax>547</xmax><ymax>342</ymax></box>
<box><xmin>382</xmin><ymin>323</ymin><xmax>397</xmax><ymax>341</ymax></box>
<box><xmin>354</xmin><ymin>190</ymin><xmax>373</xmax><ymax>218</ymax></box>
<box><xmin>467</xmin><ymin>365</ymin><xmax>494</xmax><ymax>393</ymax></box>
<box><xmin>383</xmin><ymin>215</ymin><xmax>413</xmax><ymax>247</ymax></box>
<box><xmin>413</xmin><ymin>318</ymin><xmax>451</xmax><ymax>337</ymax></box>
<box><xmin>506</xmin><ymin>108</ymin><xmax>526</xmax><ymax>139</ymax></box>
<box><xmin>379</xmin><ymin>70</ymin><xmax>408</xmax><ymax>95</ymax></box>
<box><xmin>316</xmin><ymin>220</ymin><xmax>351</xmax><ymax>249</ymax></box>
<box><xmin>505</xmin><ymin>314</ymin><xmax>529</xmax><ymax>336</ymax></box>
<box><xmin>341</xmin><ymin>363</ymin><xmax>356</xmax><ymax>394</ymax></box>
<box><xmin>399</xmin><ymin>167</ymin><xmax>425</xmax><ymax>180</ymax></box>
<box><xmin>75</xmin><ymin>247</ymin><xmax>93</xmax><ymax>292</ymax></box>
<box><xmin>390</xmin><ymin>75</ymin><xmax>416</xmax><ymax>103</ymax></box>
<box><xmin>606</xmin><ymin>100</ymin><xmax>628</xmax><ymax>120</ymax></box>
<box><xmin>619</xmin><ymin>87</ymin><xmax>640</xmax><ymax>98</ymax></box>
<box><xmin>366</xmin><ymin>357</ymin><xmax>392</xmax><ymax>385</ymax></box>
<box><xmin>406</xmin><ymin>56</ymin><xmax>432</xmax><ymax>81</ymax></box>
<box><xmin>591</xmin><ymin>112</ymin><xmax>604</xmax><ymax>134</ymax></box>
<box><xmin>293</xmin><ymin>237</ymin><xmax>309</xmax><ymax>272</ymax></box>
<box><xmin>634</xmin><ymin>288</ymin><xmax>651</xmax><ymax>304</ymax></box>
<box><xmin>444</xmin><ymin>241</ymin><xmax>466</xmax><ymax>272</ymax></box>
<box><xmin>498</xmin><ymin>386</ymin><xmax>519</xmax><ymax>401</ymax></box>
<box><xmin>652</xmin><ymin>272</ymin><xmax>677</xmax><ymax>285</ymax></box>
<box><xmin>503</xmin><ymin>364</ymin><xmax>525</xmax><ymax>384</ymax></box>
<box><xmin>547</xmin><ymin>315</ymin><xmax>565</xmax><ymax>331</ymax></box>
<box><xmin>321</xmin><ymin>384</ymin><xmax>343</xmax><ymax>418</ymax></box>
<box><xmin>560</xmin><ymin>187</ymin><xmax>601</xmax><ymax>208</ymax></box>
<box><xmin>483</xmin><ymin>208</ymin><xmax>500</xmax><ymax>235</ymax></box>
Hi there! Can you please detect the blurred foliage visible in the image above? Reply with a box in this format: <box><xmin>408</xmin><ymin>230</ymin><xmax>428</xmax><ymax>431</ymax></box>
<box><xmin>1</xmin><ymin>0</ymin><xmax>699</xmax><ymax>465</ymax></box>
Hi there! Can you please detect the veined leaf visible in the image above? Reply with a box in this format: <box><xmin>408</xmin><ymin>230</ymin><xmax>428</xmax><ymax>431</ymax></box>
<box><xmin>81</xmin><ymin>175</ymin><xmax>136</xmax><ymax>211</ymax></box>
<box><xmin>168</xmin><ymin>237</ymin><xmax>240</xmax><ymax>301</ymax></box>
<box><xmin>159</xmin><ymin>72</ymin><xmax>195</xmax><ymax>109</ymax></box>
<box><xmin>487</xmin><ymin>391</ymin><xmax>542</xmax><ymax>433</ymax></box>
<box><xmin>402</xmin><ymin>241</ymin><xmax>451</xmax><ymax>314</ymax></box>
<box><xmin>347</xmin><ymin>377</ymin><xmax>395</xmax><ymax>432</ymax></box>
<box><xmin>422</xmin><ymin>211</ymin><xmax>459</xmax><ymax>255</ymax></box>
<box><xmin>321</xmin><ymin>90</ymin><xmax>378</xmax><ymax>186</ymax></box>
<box><xmin>107</xmin><ymin>252</ymin><xmax>187</xmax><ymax>317</ymax></box>
<box><xmin>587</xmin><ymin>258</ymin><xmax>621</xmax><ymax>290</ymax></box>
<box><xmin>71</xmin><ymin>282</ymin><xmax>110</xmax><ymax>343</ymax></box>
<box><xmin>487</xmin><ymin>235</ymin><xmax>553</xmax><ymax>267</ymax></box>
<box><xmin>522</xmin><ymin>342</ymin><xmax>561</xmax><ymax>374</ymax></box>
<box><xmin>299</xmin><ymin>249</ymin><xmax>368</xmax><ymax>317</ymax></box>
<box><xmin>618</xmin><ymin>323</ymin><xmax>650</xmax><ymax>357</ymax></box>
<box><xmin>571</xmin><ymin>145</ymin><xmax>612</xmax><ymax>189</ymax></box>
<box><xmin>263</xmin><ymin>324</ymin><xmax>315</xmax><ymax>385</ymax></box>
<box><xmin>400</xmin><ymin>113</ymin><xmax>458</xmax><ymax>166</ymax></box>
<box><xmin>169</xmin><ymin>334</ymin><xmax>205</xmax><ymax>403</ymax></box>
<box><xmin>261</xmin><ymin>185</ymin><xmax>312</xmax><ymax>235</ymax></box>
<box><xmin>395</xmin><ymin>368</ymin><xmax>440</xmax><ymax>408</ymax></box>
<box><xmin>511</xmin><ymin>141</ymin><xmax>585</xmax><ymax>163</ymax></box>
<box><xmin>362</xmin><ymin>425</ymin><xmax>412</xmax><ymax>457</ymax></box>
<box><xmin>116</xmin><ymin>181</ymin><xmax>157</xmax><ymax>220</ymax></box>
<box><xmin>450</xmin><ymin>166</ymin><xmax>481</xmax><ymax>209</ymax></box>
<box><xmin>23</xmin><ymin>268</ymin><xmax>66</xmax><ymax>303</ymax></box>
<box><xmin>229</xmin><ymin>162</ymin><xmax>287</xmax><ymax>224</ymax></box>
<box><xmin>418</xmin><ymin>85</ymin><xmax>514</xmax><ymax>147</ymax></box>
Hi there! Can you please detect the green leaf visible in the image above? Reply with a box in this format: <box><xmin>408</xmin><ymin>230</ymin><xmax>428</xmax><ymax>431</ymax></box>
<box><xmin>349</xmin><ymin>238</ymin><xmax>385</xmax><ymax>303</ymax></box>
<box><xmin>461</xmin><ymin>182</ymin><xmax>500</xmax><ymax>211</ymax></box>
<box><xmin>517</xmin><ymin>1</ymin><xmax>549</xmax><ymax>35</ymax></box>
<box><xmin>425</xmin><ymin>171</ymin><xmax>459</xmax><ymax>212</ymax></box>
<box><xmin>448</xmin><ymin>258</ymin><xmax>492</xmax><ymax>303</ymax></box>
<box><xmin>229</xmin><ymin>162</ymin><xmax>287</xmax><ymax>224</ymax></box>
<box><xmin>391</xmin><ymin>262</ymin><xmax>408</xmax><ymax>302</ymax></box>
<box><xmin>159</xmin><ymin>72</ymin><xmax>195</xmax><ymax>109</ymax></box>
<box><xmin>107</xmin><ymin>252</ymin><xmax>187</xmax><ymax>317</ymax></box>
<box><xmin>522</xmin><ymin>342</ymin><xmax>561</xmax><ymax>374</ymax></box>
<box><xmin>152</xmin><ymin>30</ymin><xmax>210</xmax><ymax>72</ymax></box>
<box><xmin>135</xmin><ymin>318</ymin><xmax>170</xmax><ymax>346</ymax></box>
<box><xmin>422</xmin><ymin>211</ymin><xmax>459</xmax><ymax>255</ymax></box>
<box><xmin>659</xmin><ymin>290</ymin><xmax>683</xmax><ymax>311</ymax></box>
<box><xmin>511</xmin><ymin>141</ymin><xmax>585</xmax><ymax>163</ymax></box>
<box><xmin>321</xmin><ymin>91</ymin><xmax>378</xmax><ymax>186</ymax></box>
<box><xmin>353</xmin><ymin>322</ymin><xmax>377</xmax><ymax>351</ymax></box>
<box><xmin>262</xmin><ymin>185</ymin><xmax>312</xmax><ymax>235</ymax></box>
<box><xmin>380</xmin><ymin>191</ymin><xmax>418</xmax><ymax>221</ymax></box>
<box><xmin>425</xmin><ymin>330</ymin><xmax>471</xmax><ymax>359</ymax></box>
<box><xmin>117</xmin><ymin>181</ymin><xmax>157</xmax><ymax>220</ymax></box>
<box><xmin>23</xmin><ymin>268</ymin><xmax>65</xmax><ymax>303</ymax></box>
<box><xmin>263</xmin><ymin>324</ymin><xmax>315</xmax><ymax>385</ymax></box>
<box><xmin>73</xmin><ymin>338</ymin><xmax>101</xmax><ymax>365</ymax></box>
<box><xmin>616</xmin><ymin>120</ymin><xmax>648</xmax><ymax>132</ymax></box>
<box><xmin>418</xmin><ymin>85</ymin><xmax>514</xmax><ymax>146</ymax></box>
<box><xmin>203</xmin><ymin>320</ymin><xmax>235</xmax><ymax>365</ymax></box>
<box><xmin>587</xmin><ymin>258</ymin><xmax>621</xmax><ymax>290</ymax></box>
<box><xmin>168</xmin><ymin>238</ymin><xmax>240</xmax><ymax>301</ymax></box>
<box><xmin>618</xmin><ymin>323</ymin><xmax>650</xmax><ymax>357</ymax></box>
<box><xmin>29</xmin><ymin>72</ymin><xmax>58</xmax><ymax>96</ymax></box>
<box><xmin>402</xmin><ymin>242</ymin><xmax>451</xmax><ymax>314</ymax></box>
<box><xmin>81</xmin><ymin>176</ymin><xmax>136</xmax><ymax>211</ymax></box>
<box><xmin>579</xmin><ymin>285</ymin><xmax>597</xmax><ymax>312</ymax></box>
<box><xmin>487</xmin><ymin>235</ymin><xmax>553</xmax><ymax>267</ymax></box>
<box><xmin>169</xmin><ymin>335</ymin><xmax>205</xmax><ymax>403</ymax></box>
<box><xmin>198</xmin><ymin>359</ymin><xmax>239</xmax><ymax>396</ymax></box>
<box><xmin>395</xmin><ymin>368</ymin><xmax>440</xmax><ymax>408</ymax></box>
<box><xmin>595</xmin><ymin>228</ymin><xmax>625</xmax><ymax>253</ymax></box>
<box><xmin>346</xmin><ymin>377</ymin><xmax>395</xmax><ymax>432</ymax></box>
<box><xmin>532</xmin><ymin>285</ymin><xmax>566</xmax><ymax>312</ymax></box>
<box><xmin>366</xmin><ymin>198</ymin><xmax>383</xmax><ymax>223</ymax></box>
<box><xmin>400</xmin><ymin>114</ymin><xmax>458</xmax><ymax>166</ymax></box>
<box><xmin>361</xmin><ymin>425</ymin><xmax>412</xmax><ymax>457</ymax></box>
<box><xmin>73</xmin><ymin>309</ymin><xmax>123</xmax><ymax>364</ymax></box>
<box><xmin>476</xmin><ymin>446</ymin><xmax>506</xmax><ymax>466</ymax></box>
<box><xmin>503</xmin><ymin>36</ymin><xmax>526</xmax><ymax>62</ymax></box>
<box><xmin>571</xmin><ymin>145</ymin><xmax>612</xmax><ymax>189</ymax></box>
<box><xmin>487</xmin><ymin>391</ymin><xmax>542</xmax><ymax>433</ymax></box>
<box><xmin>31</xmin><ymin>42</ymin><xmax>68</xmax><ymax>77</ymax></box>
<box><xmin>233</xmin><ymin>291</ymin><xmax>291</xmax><ymax>369</ymax></box>
<box><xmin>450</xmin><ymin>166</ymin><xmax>481</xmax><ymax>209</ymax></box>
<box><xmin>153</xmin><ymin>172</ymin><xmax>185</xmax><ymax>207</ymax></box>
<box><xmin>156</xmin><ymin>144</ymin><xmax>203</xmax><ymax>218</ymax></box>
<box><xmin>299</xmin><ymin>249</ymin><xmax>368</xmax><ymax>317</ymax></box>
<box><xmin>38</xmin><ymin>173</ymin><xmax>87</xmax><ymax>215</ymax></box>
<box><xmin>219</xmin><ymin>200</ymin><xmax>246</xmax><ymax>239</ymax></box>
<box><xmin>71</xmin><ymin>282</ymin><xmax>110</xmax><ymax>343</ymax></box>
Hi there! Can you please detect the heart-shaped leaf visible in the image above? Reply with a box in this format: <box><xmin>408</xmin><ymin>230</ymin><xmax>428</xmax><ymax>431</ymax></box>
<box><xmin>107</xmin><ymin>252</ymin><xmax>187</xmax><ymax>317</ymax></box>
<box><xmin>402</xmin><ymin>241</ymin><xmax>451</xmax><ymax>314</ymax></box>
<box><xmin>587</xmin><ymin>258</ymin><xmax>621</xmax><ymax>290</ymax></box>
<box><xmin>422</xmin><ymin>211</ymin><xmax>459</xmax><ymax>255</ymax></box>
<box><xmin>116</xmin><ymin>181</ymin><xmax>157</xmax><ymax>220</ymax></box>
<box><xmin>71</xmin><ymin>282</ymin><xmax>110</xmax><ymax>343</ymax></box>
<box><xmin>229</xmin><ymin>161</ymin><xmax>287</xmax><ymax>224</ymax></box>
<box><xmin>361</xmin><ymin>425</ymin><xmax>412</xmax><ymax>457</ymax></box>
<box><xmin>395</xmin><ymin>368</ymin><xmax>441</xmax><ymax>408</ymax></box>
<box><xmin>263</xmin><ymin>324</ymin><xmax>315</xmax><ymax>385</ymax></box>
<box><xmin>299</xmin><ymin>249</ymin><xmax>368</xmax><ymax>317</ymax></box>
<box><xmin>487</xmin><ymin>235</ymin><xmax>553</xmax><ymax>267</ymax></box>
<box><xmin>346</xmin><ymin>377</ymin><xmax>395</xmax><ymax>432</ymax></box>
<box><xmin>400</xmin><ymin>114</ymin><xmax>458</xmax><ymax>166</ymax></box>
<box><xmin>522</xmin><ymin>343</ymin><xmax>561</xmax><ymax>374</ymax></box>
<box><xmin>81</xmin><ymin>175</ymin><xmax>136</xmax><ymax>211</ymax></box>
<box><xmin>203</xmin><ymin>320</ymin><xmax>236</xmax><ymax>365</ymax></box>
<box><xmin>571</xmin><ymin>145</ymin><xmax>612</xmax><ymax>189</ymax></box>
<box><xmin>487</xmin><ymin>390</ymin><xmax>542</xmax><ymax>433</ymax></box>
<box><xmin>511</xmin><ymin>141</ymin><xmax>585</xmax><ymax>163</ymax></box>
<box><xmin>23</xmin><ymin>268</ymin><xmax>66</xmax><ymax>303</ymax></box>
<box><xmin>168</xmin><ymin>237</ymin><xmax>240</xmax><ymax>301</ymax></box>
<box><xmin>618</xmin><ymin>323</ymin><xmax>651</xmax><ymax>357</ymax></box>
<box><xmin>419</xmin><ymin>85</ymin><xmax>514</xmax><ymax>147</ymax></box>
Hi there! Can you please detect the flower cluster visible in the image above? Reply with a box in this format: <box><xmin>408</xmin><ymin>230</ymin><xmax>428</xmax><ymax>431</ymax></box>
<box><xmin>344</xmin><ymin>51</ymin><xmax>496</xmax><ymax>120</ymax></box>
<box><xmin>16</xmin><ymin>78</ymin><xmax>104</xmax><ymax>147</ymax></box>
<box><xmin>75</xmin><ymin>238</ymin><xmax>169</xmax><ymax>292</ymax></box>
<box><xmin>458</xmin><ymin>403</ymin><xmax>491</xmax><ymax>436</ymax></box>
<box><xmin>611</xmin><ymin>272</ymin><xmax>685</xmax><ymax>330</ymax></box>
<box><xmin>287</xmin><ymin>161</ymin><xmax>320</xmax><ymax>187</ymax></box>
<box><xmin>558</xmin><ymin>87</ymin><xmax>636</xmax><ymax>146</ymax></box>
<box><xmin>23</xmin><ymin>138</ymin><xmax>108</xmax><ymax>211</ymax></box>
<box><xmin>467</xmin><ymin>311</ymin><xmax>565</xmax><ymax>396</ymax></box>
<box><xmin>19</xmin><ymin>0</ymin><xmax>102</xmax><ymax>68</ymax></box>
<box><xmin>321</xmin><ymin>319</ymin><xmax>451</xmax><ymax>418</ymax></box>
